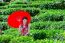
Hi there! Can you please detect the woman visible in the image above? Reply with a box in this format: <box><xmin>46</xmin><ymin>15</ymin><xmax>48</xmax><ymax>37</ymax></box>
<box><xmin>19</xmin><ymin>17</ymin><xmax>30</xmax><ymax>36</ymax></box>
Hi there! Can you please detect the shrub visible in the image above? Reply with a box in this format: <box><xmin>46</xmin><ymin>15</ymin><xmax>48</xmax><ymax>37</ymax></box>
<box><xmin>31</xmin><ymin>21</ymin><xmax>51</xmax><ymax>29</ymax></box>
<box><xmin>26</xmin><ymin>9</ymin><xmax>39</xmax><ymax>16</ymax></box>
<box><xmin>34</xmin><ymin>38</ymin><xmax>65</xmax><ymax>43</ymax></box>
<box><xmin>31</xmin><ymin>21</ymin><xmax>65</xmax><ymax>30</ymax></box>
<box><xmin>0</xmin><ymin>35</ymin><xmax>13</xmax><ymax>43</ymax></box>
<box><xmin>0</xmin><ymin>6</ymin><xmax>8</xmax><ymax>9</ymax></box>
<box><xmin>3</xmin><ymin>28</ymin><xmax>20</xmax><ymax>36</ymax></box>
<box><xmin>8</xmin><ymin>4</ymin><xmax>28</xmax><ymax>8</ymax></box>
<box><xmin>31</xmin><ymin>29</ymin><xmax>64</xmax><ymax>40</ymax></box>
<box><xmin>0</xmin><ymin>2</ymin><xmax>8</xmax><ymax>6</ymax></box>
<box><xmin>0</xmin><ymin>23</ymin><xmax>3</xmax><ymax>30</ymax></box>
<box><xmin>33</xmin><ymin>31</ymin><xmax>47</xmax><ymax>40</ymax></box>
<box><xmin>9</xmin><ymin>36</ymin><xmax>33</xmax><ymax>43</ymax></box>
<box><xmin>12</xmin><ymin>1</ymin><xmax>23</xmax><ymax>4</ymax></box>
<box><xmin>31</xmin><ymin>16</ymin><xmax>39</xmax><ymax>23</ymax></box>
<box><xmin>6</xmin><ymin>0</ymin><xmax>11</xmax><ymax>2</ymax></box>
<box><xmin>1</xmin><ymin>8</ymin><xmax>40</xmax><ymax>16</ymax></box>
<box><xmin>1</xmin><ymin>8</ymin><xmax>18</xmax><ymax>15</ymax></box>
<box><xmin>0</xmin><ymin>22</ymin><xmax>10</xmax><ymax>30</ymax></box>
<box><xmin>37</xmin><ymin>10</ymin><xmax>65</xmax><ymax>21</ymax></box>
<box><xmin>0</xmin><ymin>15</ymin><xmax>8</xmax><ymax>22</ymax></box>
<box><xmin>39</xmin><ymin>1</ymin><xmax>65</xmax><ymax>9</ymax></box>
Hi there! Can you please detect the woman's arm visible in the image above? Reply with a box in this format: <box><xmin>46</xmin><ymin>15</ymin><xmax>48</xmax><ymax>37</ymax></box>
<box><xmin>28</xmin><ymin>23</ymin><xmax>31</xmax><ymax>33</ymax></box>
<box><xmin>18</xmin><ymin>25</ymin><xmax>22</xmax><ymax>33</ymax></box>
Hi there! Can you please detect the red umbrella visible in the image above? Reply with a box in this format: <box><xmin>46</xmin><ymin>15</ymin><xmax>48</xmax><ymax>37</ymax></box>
<box><xmin>7</xmin><ymin>10</ymin><xmax>31</xmax><ymax>28</ymax></box>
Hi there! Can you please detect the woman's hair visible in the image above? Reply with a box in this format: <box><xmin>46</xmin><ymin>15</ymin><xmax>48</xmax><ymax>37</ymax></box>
<box><xmin>22</xmin><ymin>17</ymin><xmax>28</xmax><ymax>20</ymax></box>
<box><xmin>22</xmin><ymin>17</ymin><xmax>28</xmax><ymax>26</ymax></box>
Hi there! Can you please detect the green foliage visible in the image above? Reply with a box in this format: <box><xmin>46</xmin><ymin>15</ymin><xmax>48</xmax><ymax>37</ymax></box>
<box><xmin>10</xmin><ymin>36</ymin><xmax>33</xmax><ymax>43</ymax></box>
<box><xmin>33</xmin><ymin>31</ymin><xmax>47</xmax><ymax>40</ymax></box>
<box><xmin>0</xmin><ymin>0</ymin><xmax>65</xmax><ymax>43</ymax></box>
<box><xmin>8</xmin><ymin>4</ymin><xmax>27</xmax><ymax>8</ymax></box>
<box><xmin>30</xmin><ymin>29</ymin><xmax>64</xmax><ymax>40</ymax></box>
<box><xmin>34</xmin><ymin>38</ymin><xmax>65</xmax><ymax>43</ymax></box>
<box><xmin>39</xmin><ymin>0</ymin><xmax>65</xmax><ymax>9</ymax></box>
<box><xmin>0</xmin><ymin>8</ymin><xmax>39</xmax><ymax>17</ymax></box>
<box><xmin>26</xmin><ymin>9</ymin><xmax>39</xmax><ymax>16</ymax></box>
<box><xmin>0</xmin><ymin>15</ymin><xmax>8</xmax><ymax>22</ymax></box>
<box><xmin>11</xmin><ymin>1</ymin><xmax>23</xmax><ymax>4</ymax></box>
<box><xmin>0</xmin><ymin>34</ymin><xmax>33</xmax><ymax>43</ymax></box>
<box><xmin>31</xmin><ymin>21</ymin><xmax>51</xmax><ymax>29</ymax></box>
<box><xmin>31</xmin><ymin>21</ymin><xmax>65</xmax><ymax>30</ymax></box>
<box><xmin>6</xmin><ymin>0</ymin><xmax>11</xmax><ymax>2</ymax></box>
<box><xmin>1</xmin><ymin>8</ymin><xmax>19</xmax><ymax>15</ymax></box>
<box><xmin>37</xmin><ymin>10</ymin><xmax>65</xmax><ymax>21</ymax></box>
<box><xmin>0</xmin><ymin>6</ymin><xmax>8</xmax><ymax>9</ymax></box>
<box><xmin>0</xmin><ymin>35</ymin><xmax>13</xmax><ymax>43</ymax></box>
<box><xmin>31</xmin><ymin>16</ymin><xmax>39</xmax><ymax>23</ymax></box>
<box><xmin>3</xmin><ymin>28</ymin><xmax>19</xmax><ymax>36</ymax></box>
<box><xmin>0</xmin><ymin>28</ymin><xmax>65</xmax><ymax>43</ymax></box>
<box><xmin>0</xmin><ymin>2</ymin><xmax>8</xmax><ymax>6</ymax></box>
<box><xmin>0</xmin><ymin>22</ymin><xmax>10</xmax><ymax>30</ymax></box>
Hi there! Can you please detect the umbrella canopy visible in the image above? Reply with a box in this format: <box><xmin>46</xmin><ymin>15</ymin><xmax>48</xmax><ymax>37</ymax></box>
<box><xmin>7</xmin><ymin>10</ymin><xmax>31</xmax><ymax>28</ymax></box>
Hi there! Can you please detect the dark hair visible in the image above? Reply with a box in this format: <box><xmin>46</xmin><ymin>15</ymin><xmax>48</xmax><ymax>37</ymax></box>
<box><xmin>22</xmin><ymin>17</ymin><xmax>27</xmax><ymax>20</ymax></box>
<box><xmin>22</xmin><ymin>17</ymin><xmax>28</xmax><ymax>25</ymax></box>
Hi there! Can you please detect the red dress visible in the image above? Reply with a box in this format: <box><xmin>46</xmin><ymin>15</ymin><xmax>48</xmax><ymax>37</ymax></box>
<box><xmin>21</xmin><ymin>24</ymin><xmax>28</xmax><ymax>35</ymax></box>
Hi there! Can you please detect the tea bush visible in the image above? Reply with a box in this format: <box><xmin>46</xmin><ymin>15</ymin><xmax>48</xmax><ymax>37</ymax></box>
<box><xmin>3</xmin><ymin>28</ymin><xmax>20</xmax><ymax>36</ymax></box>
<box><xmin>0</xmin><ymin>8</ymin><xmax>40</xmax><ymax>16</ymax></box>
<box><xmin>8</xmin><ymin>4</ymin><xmax>28</xmax><ymax>8</ymax></box>
<box><xmin>0</xmin><ymin>35</ymin><xmax>13</xmax><ymax>43</ymax></box>
<box><xmin>31</xmin><ymin>29</ymin><xmax>64</xmax><ymax>40</ymax></box>
<box><xmin>0</xmin><ymin>34</ymin><xmax>33</xmax><ymax>43</ymax></box>
<box><xmin>33</xmin><ymin>31</ymin><xmax>47</xmax><ymax>40</ymax></box>
<box><xmin>31</xmin><ymin>16</ymin><xmax>39</xmax><ymax>23</ymax></box>
<box><xmin>11</xmin><ymin>1</ymin><xmax>23</xmax><ymax>4</ymax></box>
<box><xmin>34</xmin><ymin>38</ymin><xmax>65</xmax><ymax>43</ymax></box>
<box><xmin>26</xmin><ymin>9</ymin><xmax>39</xmax><ymax>16</ymax></box>
<box><xmin>39</xmin><ymin>1</ymin><xmax>65</xmax><ymax>9</ymax></box>
<box><xmin>0</xmin><ymin>0</ymin><xmax>65</xmax><ymax>43</ymax></box>
<box><xmin>0</xmin><ymin>2</ymin><xmax>8</xmax><ymax>6</ymax></box>
<box><xmin>10</xmin><ymin>36</ymin><xmax>33</xmax><ymax>43</ymax></box>
<box><xmin>0</xmin><ymin>15</ymin><xmax>8</xmax><ymax>22</ymax></box>
<box><xmin>31</xmin><ymin>21</ymin><xmax>65</xmax><ymax>30</ymax></box>
<box><xmin>0</xmin><ymin>22</ymin><xmax>10</xmax><ymax>30</ymax></box>
<box><xmin>31</xmin><ymin>21</ymin><xmax>51</xmax><ymax>29</ymax></box>
<box><xmin>37</xmin><ymin>10</ymin><xmax>65</xmax><ymax>21</ymax></box>
<box><xmin>1</xmin><ymin>28</ymin><xmax>65</xmax><ymax>43</ymax></box>
<box><xmin>6</xmin><ymin>0</ymin><xmax>11</xmax><ymax>2</ymax></box>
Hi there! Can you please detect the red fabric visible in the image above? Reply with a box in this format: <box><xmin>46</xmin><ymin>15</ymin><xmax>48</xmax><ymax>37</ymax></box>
<box><xmin>7</xmin><ymin>10</ymin><xmax>31</xmax><ymax>28</ymax></box>
<box><xmin>21</xmin><ymin>25</ymin><xmax>28</xmax><ymax>35</ymax></box>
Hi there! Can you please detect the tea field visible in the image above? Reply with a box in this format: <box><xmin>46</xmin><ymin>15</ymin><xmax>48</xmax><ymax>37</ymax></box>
<box><xmin>0</xmin><ymin>0</ymin><xmax>65</xmax><ymax>43</ymax></box>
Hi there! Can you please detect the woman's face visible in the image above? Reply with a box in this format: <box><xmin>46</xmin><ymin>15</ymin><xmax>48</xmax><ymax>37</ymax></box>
<box><xmin>23</xmin><ymin>19</ymin><xmax>27</xmax><ymax>24</ymax></box>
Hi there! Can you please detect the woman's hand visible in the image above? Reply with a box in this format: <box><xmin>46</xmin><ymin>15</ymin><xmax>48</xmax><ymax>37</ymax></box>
<box><xmin>28</xmin><ymin>23</ymin><xmax>31</xmax><ymax>34</ymax></box>
<box><xmin>18</xmin><ymin>25</ymin><xmax>22</xmax><ymax>34</ymax></box>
